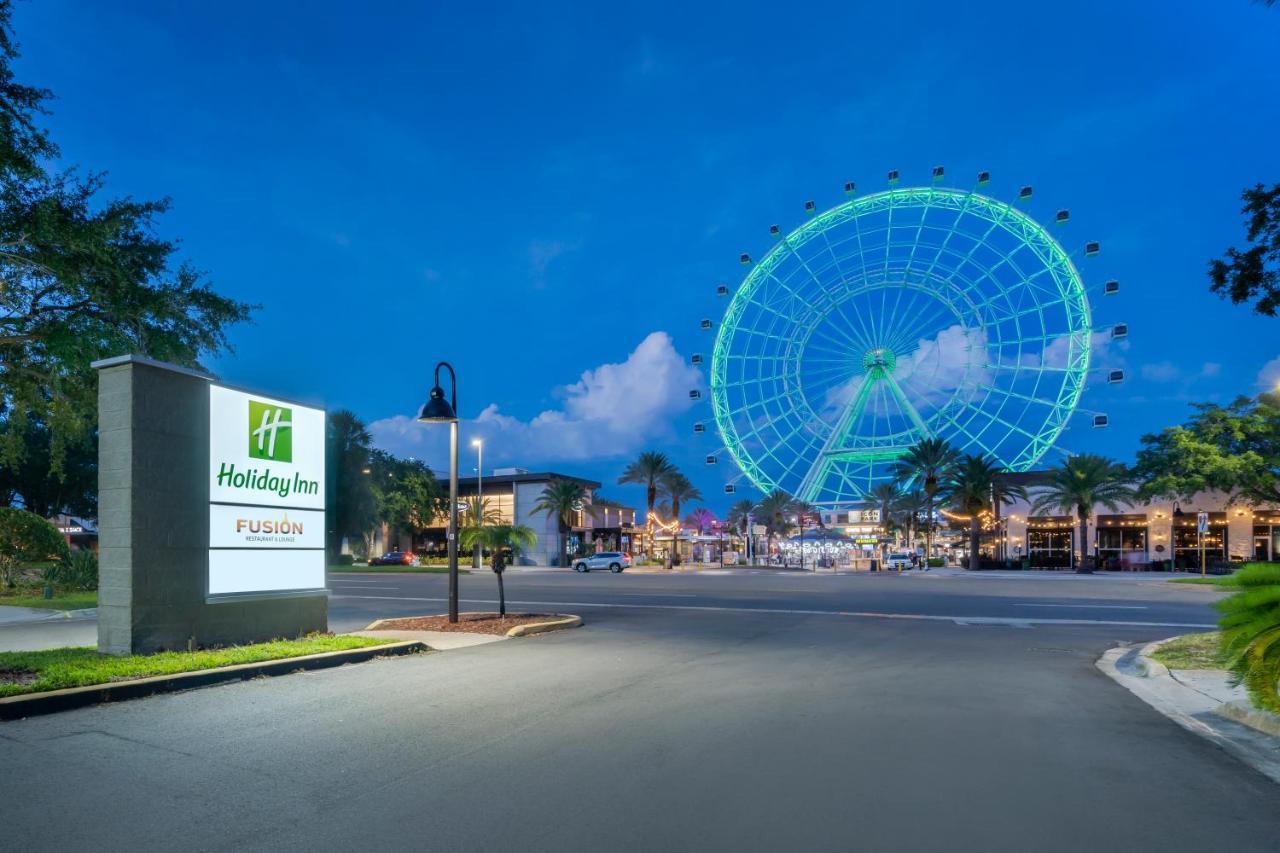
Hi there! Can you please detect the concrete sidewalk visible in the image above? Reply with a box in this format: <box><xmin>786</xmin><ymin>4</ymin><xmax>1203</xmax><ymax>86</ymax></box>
<box><xmin>0</xmin><ymin>608</ymin><xmax>97</xmax><ymax>652</ymax></box>
<box><xmin>0</xmin><ymin>604</ymin><xmax>96</xmax><ymax>624</ymax></box>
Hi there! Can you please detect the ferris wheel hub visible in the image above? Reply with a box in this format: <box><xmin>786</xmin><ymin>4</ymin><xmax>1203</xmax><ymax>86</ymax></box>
<box><xmin>862</xmin><ymin>348</ymin><xmax>897</xmax><ymax>375</ymax></box>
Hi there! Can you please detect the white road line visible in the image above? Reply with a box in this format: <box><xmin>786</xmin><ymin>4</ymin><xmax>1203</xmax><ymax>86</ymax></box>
<box><xmin>332</xmin><ymin>594</ymin><xmax>1214</xmax><ymax>629</ymax></box>
<box><xmin>1015</xmin><ymin>604</ymin><xmax>1148</xmax><ymax>610</ymax></box>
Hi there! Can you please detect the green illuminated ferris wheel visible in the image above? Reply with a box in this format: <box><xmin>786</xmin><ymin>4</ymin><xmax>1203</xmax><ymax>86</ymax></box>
<box><xmin>707</xmin><ymin>178</ymin><xmax>1102</xmax><ymax>507</ymax></box>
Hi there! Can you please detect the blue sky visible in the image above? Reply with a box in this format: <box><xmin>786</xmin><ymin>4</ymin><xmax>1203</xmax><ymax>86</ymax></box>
<box><xmin>13</xmin><ymin>1</ymin><xmax>1280</xmax><ymax>513</ymax></box>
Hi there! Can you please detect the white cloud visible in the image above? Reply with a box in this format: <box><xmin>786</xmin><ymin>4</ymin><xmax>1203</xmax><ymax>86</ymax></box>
<box><xmin>368</xmin><ymin>332</ymin><xmax>703</xmax><ymax>466</ymax></box>
<box><xmin>1201</xmin><ymin>362</ymin><xmax>1221</xmax><ymax>378</ymax></box>
<box><xmin>1258</xmin><ymin>355</ymin><xmax>1280</xmax><ymax>390</ymax></box>
<box><xmin>818</xmin><ymin>324</ymin><xmax>991</xmax><ymax>422</ymax></box>
<box><xmin>527</xmin><ymin>239</ymin><xmax>578</xmax><ymax>289</ymax></box>
<box><xmin>1140</xmin><ymin>361</ymin><xmax>1182</xmax><ymax>383</ymax></box>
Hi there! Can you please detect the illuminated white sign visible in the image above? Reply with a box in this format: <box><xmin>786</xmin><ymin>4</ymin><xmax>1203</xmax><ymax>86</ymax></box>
<box><xmin>208</xmin><ymin>384</ymin><xmax>326</xmax><ymax>596</ymax></box>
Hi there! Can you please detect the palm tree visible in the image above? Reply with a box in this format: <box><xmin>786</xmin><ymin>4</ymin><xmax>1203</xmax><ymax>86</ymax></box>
<box><xmin>869</xmin><ymin>482</ymin><xmax>904</xmax><ymax>567</ymax></box>
<box><xmin>892</xmin><ymin>438</ymin><xmax>961</xmax><ymax>565</ymax></box>
<box><xmin>947</xmin><ymin>455</ymin><xmax>1028</xmax><ymax>570</ymax></box>
<box><xmin>686</xmin><ymin>507</ymin><xmax>716</xmax><ymax>535</ymax></box>
<box><xmin>461</xmin><ymin>495</ymin><xmax>504</xmax><ymax>568</ymax></box>
<box><xmin>460</xmin><ymin>524</ymin><xmax>536</xmax><ymax>617</ymax></box>
<box><xmin>531</xmin><ymin>479</ymin><xmax>591</xmax><ymax>568</ymax></box>
<box><xmin>894</xmin><ymin>489</ymin><xmax>928</xmax><ymax>557</ymax></box>
<box><xmin>726</xmin><ymin>498</ymin><xmax>756</xmax><ymax>562</ymax></box>
<box><xmin>659</xmin><ymin>471</ymin><xmax>702</xmax><ymax>567</ymax></box>
<box><xmin>755</xmin><ymin>489</ymin><xmax>797</xmax><ymax>562</ymax></box>
<box><xmin>1030</xmin><ymin>454</ymin><xmax>1136</xmax><ymax>573</ymax></box>
<box><xmin>460</xmin><ymin>495</ymin><xmax>502</xmax><ymax>529</ymax></box>
<box><xmin>618</xmin><ymin>451</ymin><xmax>676</xmax><ymax>557</ymax></box>
<box><xmin>727</xmin><ymin>499</ymin><xmax>755</xmax><ymax>535</ymax></box>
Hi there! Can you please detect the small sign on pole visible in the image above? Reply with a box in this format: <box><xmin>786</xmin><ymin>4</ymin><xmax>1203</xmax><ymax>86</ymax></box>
<box><xmin>1196</xmin><ymin>512</ymin><xmax>1208</xmax><ymax>577</ymax></box>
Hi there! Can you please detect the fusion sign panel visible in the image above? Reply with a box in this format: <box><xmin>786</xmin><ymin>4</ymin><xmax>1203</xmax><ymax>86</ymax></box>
<box><xmin>208</xmin><ymin>385</ymin><xmax>326</xmax><ymax>596</ymax></box>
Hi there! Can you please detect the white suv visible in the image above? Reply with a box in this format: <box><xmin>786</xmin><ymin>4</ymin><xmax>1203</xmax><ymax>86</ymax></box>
<box><xmin>573</xmin><ymin>552</ymin><xmax>631</xmax><ymax>573</ymax></box>
<box><xmin>885</xmin><ymin>552</ymin><xmax>912</xmax><ymax>570</ymax></box>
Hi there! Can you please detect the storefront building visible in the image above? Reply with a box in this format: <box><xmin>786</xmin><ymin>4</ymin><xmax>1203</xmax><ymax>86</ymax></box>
<box><xmin>997</xmin><ymin>491</ymin><xmax>1276</xmax><ymax>571</ymax></box>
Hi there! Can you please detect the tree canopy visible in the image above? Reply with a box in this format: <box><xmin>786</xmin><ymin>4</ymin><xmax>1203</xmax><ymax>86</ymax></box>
<box><xmin>1209</xmin><ymin>183</ymin><xmax>1280</xmax><ymax>316</ymax></box>
<box><xmin>0</xmin><ymin>1</ymin><xmax>251</xmax><ymax>499</ymax></box>
<box><xmin>1134</xmin><ymin>393</ymin><xmax>1280</xmax><ymax>504</ymax></box>
<box><xmin>369</xmin><ymin>450</ymin><xmax>445</xmax><ymax>542</ymax></box>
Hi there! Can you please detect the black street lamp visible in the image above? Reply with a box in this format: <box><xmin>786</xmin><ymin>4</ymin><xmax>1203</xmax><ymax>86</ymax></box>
<box><xmin>417</xmin><ymin>361</ymin><xmax>460</xmax><ymax>623</ymax></box>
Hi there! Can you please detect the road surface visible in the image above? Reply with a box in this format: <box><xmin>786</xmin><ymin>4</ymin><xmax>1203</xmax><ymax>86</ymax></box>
<box><xmin>2</xmin><ymin>569</ymin><xmax>1275</xmax><ymax>852</ymax></box>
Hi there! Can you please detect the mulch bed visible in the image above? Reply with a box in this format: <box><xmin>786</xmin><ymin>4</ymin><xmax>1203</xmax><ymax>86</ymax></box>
<box><xmin>0</xmin><ymin>668</ymin><xmax>38</xmax><ymax>687</ymax></box>
<box><xmin>372</xmin><ymin>613</ymin><xmax>558</xmax><ymax>635</ymax></box>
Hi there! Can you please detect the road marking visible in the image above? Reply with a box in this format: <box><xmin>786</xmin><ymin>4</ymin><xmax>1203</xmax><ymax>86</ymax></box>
<box><xmin>1015</xmin><ymin>604</ymin><xmax>1148</xmax><ymax>610</ymax></box>
<box><xmin>332</xmin><ymin>595</ymin><xmax>1216</xmax><ymax>629</ymax></box>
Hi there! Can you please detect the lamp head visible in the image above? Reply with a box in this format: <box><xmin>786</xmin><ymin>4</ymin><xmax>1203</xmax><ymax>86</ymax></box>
<box><xmin>471</xmin><ymin>438</ymin><xmax>483</xmax><ymax>448</ymax></box>
<box><xmin>417</xmin><ymin>384</ymin><xmax>458</xmax><ymax>423</ymax></box>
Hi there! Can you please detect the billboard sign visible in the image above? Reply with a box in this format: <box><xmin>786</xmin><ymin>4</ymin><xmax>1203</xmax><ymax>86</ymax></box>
<box><xmin>208</xmin><ymin>385</ymin><xmax>326</xmax><ymax>596</ymax></box>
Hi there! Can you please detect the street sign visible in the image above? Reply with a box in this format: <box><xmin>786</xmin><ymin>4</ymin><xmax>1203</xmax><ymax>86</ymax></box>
<box><xmin>752</xmin><ymin>525</ymin><xmax>766</xmax><ymax>535</ymax></box>
<box><xmin>1196</xmin><ymin>511</ymin><xmax>1209</xmax><ymax>534</ymax></box>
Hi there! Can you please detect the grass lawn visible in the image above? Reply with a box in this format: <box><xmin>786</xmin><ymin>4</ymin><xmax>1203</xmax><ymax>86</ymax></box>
<box><xmin>1168</xmin><ymin>575</ymin><xmax>1239</xmax><ymax>587</ymax></box>
<box><xmin>329</xmin><ymin>564</ymin><xmax>471</xmax><ymax>574</ymax></box>
<box><xmin>0</xmin><ymin>590</ymin><xmax>98</xmax><ymax>610</ymax></box>
<box><xmin>0</xmin><ymin>634</ymin><xmax>393</xmax><ymax>698</ymax></box>
<box><xmin>1150</xmin><ymin>631</ymin><xmax>1231</xmax><ymax>670</ymax></box>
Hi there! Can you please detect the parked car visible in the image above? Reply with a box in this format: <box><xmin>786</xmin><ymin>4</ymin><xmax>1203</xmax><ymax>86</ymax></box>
<box><xmin>573</xmin><ymin>552</ymin><xmax>631</xmax><ymax>573</ymax></box>
<box><xmin>885</xmin><ymin>552</ymin><xmax>912</xmax><ymax>571</ymax></box>
<box><xmin>369</xmin><ymin>551</ymin><xmax>416</xmax><ymax>566</ymax></box>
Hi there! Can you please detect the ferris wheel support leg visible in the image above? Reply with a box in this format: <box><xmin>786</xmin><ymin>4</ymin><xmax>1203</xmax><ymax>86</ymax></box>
<box><xmin>796</xmin><ymin>376</ymin><xmax>874</xmax><ymax>502</ymax></box>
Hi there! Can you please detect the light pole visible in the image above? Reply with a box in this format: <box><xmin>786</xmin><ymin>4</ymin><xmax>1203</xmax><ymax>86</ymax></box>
<box><xmin>417</xmin><ymin>361</ymin><xmax>459</xmax><ymax>623</ymax></box>
<box><xmin>471</xmin><ymin>438</ymin><xmax>483</xmax><ymax>569</ymax></box>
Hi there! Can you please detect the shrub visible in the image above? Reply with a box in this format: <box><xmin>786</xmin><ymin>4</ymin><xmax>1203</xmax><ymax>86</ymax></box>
<box><xmin>0</xmin><ymin>508</ymin><xmax>69</xmax><ymax>588</ymax></box>
<box><xmin>42</xmin><ymin>549</ymin><xmax>98</xmax><ymax>590</ymax></box>
<box><xmin>1216</xmin><ymin>562</ymin><xmax>1280</xmax><ymax>714</ymax></box>
<box><xmin>927</xmin><ymin>557</ymin><xmax>945</xmax><ymax>568</ymax></box>
<box><xmin>336</xmin><ymin>554</ymin><xmax>355</xmax><ymax>566</ymax></box>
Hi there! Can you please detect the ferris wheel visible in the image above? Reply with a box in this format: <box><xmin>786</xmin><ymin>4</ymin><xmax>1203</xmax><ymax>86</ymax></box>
<box><xmin>700</xmin><ymin>173</ymin><xmax>1121</xmax><ymax>506</ymax></box>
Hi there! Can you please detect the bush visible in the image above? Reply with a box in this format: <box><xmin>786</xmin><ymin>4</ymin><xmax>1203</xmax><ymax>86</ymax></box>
<box><xmin>927</xmin><ymin>557</ymin><xmax>945</xmax><ymax>568</ymax></box>
<box><xmin>336</xmin><ymin>554</ymin><xmax>355</xmax><ymax>566</ymax></box>
<box><xmin>0</xmin><ymin>508</ymin><xmax>69</xmax><ymax>588</ymax></box>
<box><xmin>42</xmin><ymin>549</ymin><xmax>99</xmax><ymax>590</ymax></box>
<box><xmin>1217</xmin><ymin>562</ymin><xmax>1280</xmax><ymax>714</ymax></box>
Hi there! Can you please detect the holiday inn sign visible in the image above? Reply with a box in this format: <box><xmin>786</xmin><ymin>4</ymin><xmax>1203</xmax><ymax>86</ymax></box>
<box><xmin>209</xmin><ymin>384</ymin><xmax>325</xmax><ymax>595</ymax></box>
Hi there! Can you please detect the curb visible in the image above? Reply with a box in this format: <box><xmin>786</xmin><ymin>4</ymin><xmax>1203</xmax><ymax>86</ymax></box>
<box><xmin>0</xmin><ymin>641</ymin><xmax>427</xmax><ymax>721</ymax></box>
<box><xmin>1134</xmin><ymin>640</ymin><xmax>1171</xmax><ymax>679</ymax></box>
<box><xmin>507</xmin><ymin>615</ymin><xmax>583</xmax><ymax>638</ymax></box>
<box><xmin>1217</xmin><ymin>701</ymin><xmax>1280</xmax><ymax>738</ymax></box>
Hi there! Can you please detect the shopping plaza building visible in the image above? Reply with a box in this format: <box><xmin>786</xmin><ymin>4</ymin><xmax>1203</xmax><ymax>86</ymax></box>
<box><xmin>813</xmin><ymin>476</ymin><xmax>1280</xmax><ymax>571</ymax></box>
<box><xmin>372</xmin><ymin>469</ymin><xmax>638</xmax><ymax>566</ymax></box>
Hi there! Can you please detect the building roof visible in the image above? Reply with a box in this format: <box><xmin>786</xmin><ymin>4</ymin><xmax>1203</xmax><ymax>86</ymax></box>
<box><xmin>455</xmin><ymin>471</ymin><xmax>602</xmax><ymax>490</ymax></box>
<box><xmin>995</xmin><ymin>470</ymin><xmax>1055</xmax><ymax>488</ymax></box>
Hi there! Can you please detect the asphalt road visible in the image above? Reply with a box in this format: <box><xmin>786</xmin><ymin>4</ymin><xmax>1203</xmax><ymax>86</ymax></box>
<box><xmin>3</xmin><ymin>569</ymin><xmax>1277</xmax><ymax>852</ymax></box>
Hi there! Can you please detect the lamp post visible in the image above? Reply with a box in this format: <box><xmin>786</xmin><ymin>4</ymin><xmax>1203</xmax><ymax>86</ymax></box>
<box><xmin>471</xmin><ymin>438</ymin><xmax>483</xmax><ymax>569</ymax></box>
<box><xmin>417</xmin><ymin>361</ymin><xmax>460</xmax><ymax>623</ymax></box>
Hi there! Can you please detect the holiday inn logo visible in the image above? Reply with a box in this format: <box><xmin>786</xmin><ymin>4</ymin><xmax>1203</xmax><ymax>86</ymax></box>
<box><xmin>248</xmin><ymin>400</ymin><xmax>293</xmax><ymax>463</ymax></box>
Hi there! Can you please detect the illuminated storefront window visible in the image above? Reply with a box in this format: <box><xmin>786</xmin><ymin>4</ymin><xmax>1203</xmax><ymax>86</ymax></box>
<box><xmin>1252</xmin><ymin>511</ymin><xmax>1280</xmax><ymax>562</ymax></box>
<box><xmin>1097</xmin><ymin>514</ymin><xmax>1147</xmax><ymax>569</ymax></box>
<box><xmin>1027</xmin><ymin>515</ymin><xmax>1073</xmax><ymax>568</ymax></box>
<box><xmin>1173</xmin><ymin>512</ymin><xmax>1227</xmax><ymax>569</ymax></box>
